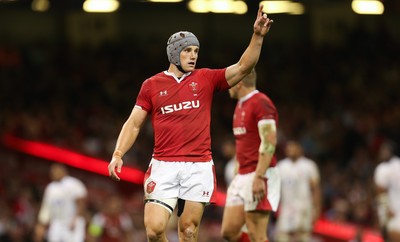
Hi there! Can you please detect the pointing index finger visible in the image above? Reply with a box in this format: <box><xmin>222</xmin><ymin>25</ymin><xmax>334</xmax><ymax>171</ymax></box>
<box><xmin>258</xmin><ymin>4</ymin><xmax>264</xmax><ymax>17</ymax></box>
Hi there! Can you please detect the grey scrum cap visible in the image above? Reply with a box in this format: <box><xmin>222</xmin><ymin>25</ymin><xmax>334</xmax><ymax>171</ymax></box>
<box><xmin>166</xmin><ymin>31</ymin><xmax>199</xmax><ymax>66</ymax></box>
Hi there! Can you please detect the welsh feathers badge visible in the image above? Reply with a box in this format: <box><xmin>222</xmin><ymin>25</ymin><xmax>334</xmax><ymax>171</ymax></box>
<box><xmin>146</xmin><ymin>181</ymin><xmax>156</xmax><ymax>194</ymax></box>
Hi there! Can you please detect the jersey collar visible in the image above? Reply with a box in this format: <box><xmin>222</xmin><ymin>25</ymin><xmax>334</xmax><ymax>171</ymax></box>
<box><xmin>164</xmin><ymin>71</ymin><xmax>192</xmax><ymax>83</ymax></box>
<box><xmin>238</xmin><ymin>90</ymin><xmax>259</xmax><ymax>104</ymax></box>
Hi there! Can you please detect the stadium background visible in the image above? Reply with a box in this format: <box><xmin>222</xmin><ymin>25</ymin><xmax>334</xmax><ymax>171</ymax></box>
<box><xmin>1</xmin><ymin>0</ymin><xmax>400</xmax><ymax>241</ymax></box>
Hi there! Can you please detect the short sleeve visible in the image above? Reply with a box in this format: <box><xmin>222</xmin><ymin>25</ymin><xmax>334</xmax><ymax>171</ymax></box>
<box><xmin>135</xmin><ymin>79</ymin><xmax>153</xmax><ymax>112</ymax></box>
<box><xmin>203</xmin><ymin>68</ymin><xmax>229</xmax><ymax>92</ymax></box>
<box><xmin>66</xmin><ymin>177</ymin><xmax>87</xmax><ymax>199</ymax></box>
<box><xmin>74</xmin><ymin>179</ymin><xmax>87</xmax><ymax>198</ymax></box>
<box><xmin>307</xmin><ymin>160</ymin><xmax>320</xmax><ymax>182</ymax></box>
<box><xmin>374</xmin><ymin>164</ymin><xmax>389</xmax><ymax>188</ymax></box>
<box><xmin>254</xmin><ymin>98</ymin><xmax>276</xmax><ymax>121</ymax></box>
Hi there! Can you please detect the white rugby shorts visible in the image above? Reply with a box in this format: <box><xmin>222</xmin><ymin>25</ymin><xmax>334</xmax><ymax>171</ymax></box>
<box><xmin>388</xmin><ymin>215</ymin><xmax>400</xmax><ymax>233</ymax></box>
<box><xmin>276</xmin><ymin>201</ymin><xmax>314</xmax><ymax>233</ymax></box>
<box><xmin>143</xmin><ymin>158</ymin><xmax>217</xmax><ymax>207</ymax></box>
<box><xmin>225</xmin><ymin>167</ymin><xmax>280</xmax><ymax>212</ymax></box>
<box><xmin>47</xmin><ymin>217</ymin><xmax>86</xmax><ymax>242</ymax></box>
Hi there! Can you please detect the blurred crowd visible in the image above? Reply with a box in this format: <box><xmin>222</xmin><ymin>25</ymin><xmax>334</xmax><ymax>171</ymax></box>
<box><xmin>1</xmin><ymin>22</ymin><xmax>400</xmax><ymax>241</ymax></box>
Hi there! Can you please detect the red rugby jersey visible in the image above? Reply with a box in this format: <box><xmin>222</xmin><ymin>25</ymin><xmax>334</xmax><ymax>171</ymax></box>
<box><xmin>135</xmin><ymin>68</ymin><xmax>229</xmax><ymax>162</ymax></box>
<box><xmin>232</xmin><ymin>90</ymin><xmax>278</xmax><ymax>174</ymax></box>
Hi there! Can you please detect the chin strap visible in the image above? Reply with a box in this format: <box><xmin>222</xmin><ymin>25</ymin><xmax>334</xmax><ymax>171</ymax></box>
<box><xmin>177</xmin><ymin>65</ymin><xmax>187</xmax><ymax>74</ymax></box>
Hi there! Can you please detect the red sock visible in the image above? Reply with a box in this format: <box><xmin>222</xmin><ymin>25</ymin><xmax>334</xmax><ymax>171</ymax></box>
<box><xmin>238</xmin><ymin>232</ymin><xmax>251</xmax><ymax>242</ymax></box>
<box><xmin>238</xmin><ymin>232</ymin><xmax>269</xmax><ymax>242</ymax></box>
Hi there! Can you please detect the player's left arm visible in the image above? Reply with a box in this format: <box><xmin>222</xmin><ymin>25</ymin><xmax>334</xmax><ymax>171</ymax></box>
<box><xmin>253</xmin><ymin>119</ymin><xmax>277</xmax><ymax>202</ymax></box>
<box><xmin>310</xmin><ymin>175</ymin><xmax>322</xmax><ymax>223</ymax></box>
<box><xmin>71</xmin><ymin>184</ymin><xmax>88</xmax><ymax>230</ymax></box>
<box><xmin>225</xmin><ymin>5</ymin><xmax>273</xmax><ymax>87</ymax></box>
<box><xmin>376</xmin><ymin>185</ymin><xmax>391</xmax><ymax>229</ymax></box>
<box><xmin>35</xmin><ymin>189</ymin><xmax>50</xmax><ymax>242</ymax></box>
<box><xmin>75</xmin><ymin>196</ymin><xmax>87</xmax><ymax>218</ymax></box>
<box><xmin>374</xmin><ymin>165</ymin><xmax>393</xmax><ymax>230</ymax></box>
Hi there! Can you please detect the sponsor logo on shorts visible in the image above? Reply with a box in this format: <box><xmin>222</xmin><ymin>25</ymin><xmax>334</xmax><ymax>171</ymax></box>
<box><xmin>146</xmin><ymin>181</ymin><xmax>156</xmax><ymax>194</ymax></box>
<box><xmin>202</xmin><ymin>191</ymin><xmax>210</xmax><ymax>197</ymax></box>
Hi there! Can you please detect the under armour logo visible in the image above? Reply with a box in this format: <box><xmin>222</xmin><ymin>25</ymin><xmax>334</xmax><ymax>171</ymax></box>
<box><xmin>202</xmin><ymin>191</ymin><xmax>210</xmax><ymax>197</ymax></box>
<box><xmin>160</xmin><ymin>90</ymin><xmax>168</xmax><ymax>96</ymax></box>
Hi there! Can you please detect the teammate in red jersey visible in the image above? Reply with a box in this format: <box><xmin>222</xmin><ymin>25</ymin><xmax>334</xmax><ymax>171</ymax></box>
<box><xmin>221</xmin><ymin>69</ymin><xmax>280</xmax><ymax>242</ymax></box>
<box><xmin>108</xmin><ymin>5</ymin><xmax>274</xmax><ymax>242</ymax></box>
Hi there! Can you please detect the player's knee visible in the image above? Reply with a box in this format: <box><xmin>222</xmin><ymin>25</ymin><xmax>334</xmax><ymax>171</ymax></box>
<box><xmin>145</xmin><ymin>221</ymin><xmax>166</xmax><ymax>241</ymax></box>
<box><xmin>221</xmin><ymin>228</ymin><xmax>230</xmax><ymax>240</ymax></box>
<box><xmin>248</xmin><ymin>230</ymin><xmax>267</xmax><ymax>242</ymax></box>
<box><xmin>274</xmin><ymin>233</ymin><xmax>290</xmax><ymax>242</ymax></box>
<box><xmin>388</xmin><ymin>229</ymin><xmax>400</xmax><ymax>242</ymax></box>
<box><xmin>179</xmin><ymin>222</ymin><xmax>197</xmax><ymax>239</ymax></box>
<box><xmin>221</xmin><ymin>228</ymin><xmax>239</xmax><ymax>241</ymax></box>
<box><xmin>295</xmin><ymin>232</ymin><xmax>311</xmax><ymax>242</ymax></box>
<box><xmin>145</xmin><ymin>227</ymin><xmax>165</xmax><ymax>242</ymax></box>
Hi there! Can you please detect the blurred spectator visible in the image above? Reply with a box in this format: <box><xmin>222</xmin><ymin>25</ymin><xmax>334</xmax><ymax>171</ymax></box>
<box><xmin>325</xmin><ymin>197</ymin><xmax>350</xmax><ymax>223</ymax></box>
<box><xmin>88</xmin><ymin>195</ymin><xmax>134</xmax><ymax>242</ymax></box>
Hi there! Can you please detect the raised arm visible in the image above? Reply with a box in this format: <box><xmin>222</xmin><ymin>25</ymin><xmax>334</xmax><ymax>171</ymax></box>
<box><xmin>108</xmin><ymin>107</ymin><xmax>148</xmax><ymax>181</ymax></box>
<box><xmin>225</xmin><ymin>5</ymin><xmax>274</xmax><ymax>87</ymax></box>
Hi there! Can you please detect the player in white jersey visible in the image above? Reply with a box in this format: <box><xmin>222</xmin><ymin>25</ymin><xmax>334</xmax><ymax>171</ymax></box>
<box><xmin>108</xmin><ymin>5</ymin><xmax>274</xmax><ymax>242</ymax></box>
<box><xmin>374</xmin><ymin>141</ymin><xmax>400</xmax><ymax>242</ymax></box>
<box><xmin>275</xmin><ymin>141</ymin><xmax>321</xmax><ymax>242</ymax></box>
<box><xmin>34</xmin><ymin>164</ymin><xmax>87</xmax><ymax>242</ymax></box>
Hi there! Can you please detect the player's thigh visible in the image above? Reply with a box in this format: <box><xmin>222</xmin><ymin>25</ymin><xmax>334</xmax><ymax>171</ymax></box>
<box><xmin>245</xmin><ymin>210</ymin><xmax>270</xmax><ymax>234</ymax></box>
<box><xmin>221</xmin><ymin>205</ymin><xmax>245</xmax><ymax>234</ymax></box>
<box><xmin>388</xmin><ymin>230</ymin><xmax>400</xmax><ymax>242</ymax></box>
<box><xmin>178</xmin><ymin>200</ymin><xmax>205</xmax><ymax>229</ymax></box>
<box><xmin>388</xmin><ymin>217</ymin><xmax>400</xmax><ymax>242</ymax></box>
<box><xmin>144</xmin><ymin>202</ymin><xmax>171</xmax><ymax>233</ymax></box>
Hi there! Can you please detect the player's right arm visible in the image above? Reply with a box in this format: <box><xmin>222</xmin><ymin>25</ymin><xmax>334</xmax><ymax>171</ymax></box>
<box><xmin>34</xmin><ymin>187</ymin><xmax>50</xmax><ymax>242</ymax></box>
<box><xmin>376</xmin><ymin>185</ymin><xmax>390</xmax><ymax>228</ymax></box>
<box><xmin>253</xmin><ymin>119</ymin><xmax>277</xmax><ymax>202</ymax></box>
<box><xmin>374</xmin><ymin>164</ymin><xmax>391</xmax><ymax>228</ymax></box>
<box><xmin>108</xmin><ymin>107</ymin><xmax>148</xmax><ymax>181</ymax></box>
<box><xmin>310</xmin><ymin>175</ymin><xmax>321</xmax><ymax>223</ymax></box>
